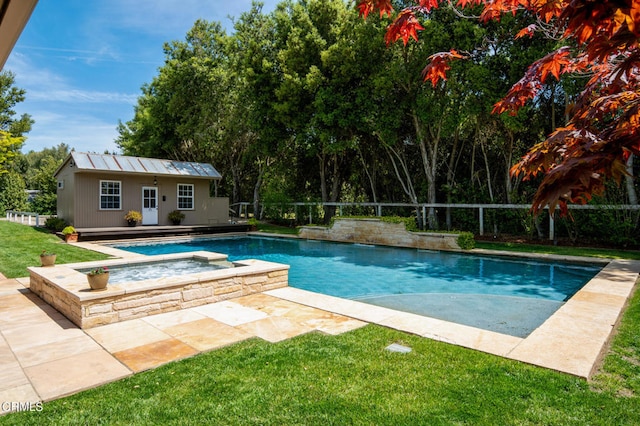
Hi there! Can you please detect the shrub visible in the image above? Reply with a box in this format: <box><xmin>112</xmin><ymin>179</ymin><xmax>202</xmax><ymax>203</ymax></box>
<box><xmin>45</xmin><ymin>217</ymin><xmax>67</xmax><ymax>232</ymax></box>
<box><xmin>456</xmin><ymin>232</ymin><xmax>476</xmax><ymax>250</ymax></box>
<box><xmin>380</xmin><ymin>216</ymin><xmax>418</xmax><ymax>232</ymax></box>
<box><xmin>124</xmin><ymin>210</ymin><xmax>142</xmax><ymax>223</ymax></box>
<box><xmin>168</xmin><ymin>210</ymin><xmax>185</xmax><ymax>224</ymax></box>
<box><xmin>62</xmin><ymin>226</ymin><xmax>76</xmax><ymax>235</ymax></box>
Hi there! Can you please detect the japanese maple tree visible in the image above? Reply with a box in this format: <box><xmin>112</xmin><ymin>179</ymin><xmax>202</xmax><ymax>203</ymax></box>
<box><xmin>358</xmin><ymin>0</ymin><xmax>640</xmax><ymax>215</ymax></box>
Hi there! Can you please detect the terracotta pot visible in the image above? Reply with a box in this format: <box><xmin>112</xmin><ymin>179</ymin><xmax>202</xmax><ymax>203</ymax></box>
<box><xmin>87</xmin><ymin>272</ymin><xmax>109</xmax><ymax>290</ymax></box>
<box><xmin>64</xmin><ymin>233</ymin><xmax>78</xmax><ymax>243</ymax></box>
<box><xmin>40</xmin><ymin>254</ymin><xmax>56</xmax><ymax>267</ymax></box>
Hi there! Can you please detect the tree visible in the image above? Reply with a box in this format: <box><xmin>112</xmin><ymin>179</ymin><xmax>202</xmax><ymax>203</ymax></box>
<box><xmin>117</xmin><ymin>20</ymin><xmax>232</xmax><ymax>162</ymax></box>
<box><xmin>0</xmin><ymin>170</ymin><xmax>27</xmax><ymax>212</ymax></box>
<box><xmin>29</xmin><ymin>156</ymin><xmax>61</xmax><ymax>214</ymax></box>
<box><xmin>0</xmin><ymin>131</ymin><xmax>24</xmax><ymax>173</ymax></box>
<box><xmin>18</xmin><ymin>143</ymin><xmax>70</xmax><ymax>187</ymax></box>
<box><xmin>0</xmin><ymin>71</ymin><xmax>33</xmax><ymax>171</ymax></box>
<box><xmin>271</xmin><ymin>0</ymin><xmax>399</xmax><ymax>222</ymax></box>
<box><xmin>357</xmin><ymin>0</ymin><xmax>640</xmax><ymax>215</ymax></box>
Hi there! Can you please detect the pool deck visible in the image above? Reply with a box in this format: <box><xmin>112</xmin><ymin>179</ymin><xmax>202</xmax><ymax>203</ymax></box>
<box><xmin>1</xmin><ymin>239</ymin><xmax>638</xmax><ymax>414</ymax></box>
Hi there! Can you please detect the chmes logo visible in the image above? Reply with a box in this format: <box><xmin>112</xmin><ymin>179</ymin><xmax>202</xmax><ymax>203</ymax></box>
<box><xmin>1</xmin><ymin>401</ymin><xmax>44</xmax><ymax>413</ymax></box>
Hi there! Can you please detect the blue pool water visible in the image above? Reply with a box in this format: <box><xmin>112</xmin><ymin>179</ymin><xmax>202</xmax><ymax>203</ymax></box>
<box><xmin>113</xmin><ymin>236</ymin><xmax>602</xmax><ymax>337</ymax></box>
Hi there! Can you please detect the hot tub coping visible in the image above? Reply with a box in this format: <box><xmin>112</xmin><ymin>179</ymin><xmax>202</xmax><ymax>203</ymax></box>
<box><xmin>28</xmin><ymin>252</ymin><xmax>289</xmax><ymax>303</ymax></box>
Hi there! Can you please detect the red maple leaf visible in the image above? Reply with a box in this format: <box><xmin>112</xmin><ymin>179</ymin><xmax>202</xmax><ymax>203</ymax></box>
<box><xmin>357</xmin><ymin>0</ymin><xmax>394</xmax><ymax>19</ymax></box>
<box><xmin>422</xmin><ymin>50</ymin><xmax>467</xmax><ymax>86</ymax></box>
<box><xmin>385</xmin><ymin>10</ymin><xmax>425</xmax><ymax>46</ymax></box>
<box><xmin>538</xmin><ymin>47</ymin><xmax>572</xmax><ymax>82</ymax></box>
<box><xmin>417</xmin><ymin>0</ymin><xmax>441</xmax><ymax>12</ymax></box>
<box><xmin>515</xmin><ymin>24</ymin><xmax>537</xmax><ymax>39</ymax></box>
<box><xmin>529</xmin><ymin>0</ymin><xmax>564</xmax><ymax>23</ymax></box>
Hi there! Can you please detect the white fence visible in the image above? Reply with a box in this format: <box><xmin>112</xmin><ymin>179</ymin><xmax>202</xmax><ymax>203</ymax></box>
<box><xmin>233</xmin><ymin>201</ymin><xmax>640</xmax><ymax>241</ymax></box>
<box><xmin>5</xmin><ymin>210</ymin><xmax>43</xmax><ymax>227</ymax></box>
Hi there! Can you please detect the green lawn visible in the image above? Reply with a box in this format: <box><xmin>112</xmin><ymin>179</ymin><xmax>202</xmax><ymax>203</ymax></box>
<box><xmin>475</xmin><ymin>240</ymin><xmax>640</xmax><ymax>260</ymax></box>
<box><xmin>1</xmin><ymin>220</ymin><xmax>639</xmax><ymax>424</ymax></box>
<box><xmin>255</xmin><ymin>221</ymin><xmax>300</xmax><ymax>235</ymax></box>
<box><xmin>2</xmin><ymin>310</ymin><xmax>640</xmax><ymax>424</ymax></box>
<box><xmin>0</xmin><ymin>221</ymin><xmax>109</xmax><ymax>278</ymax></box>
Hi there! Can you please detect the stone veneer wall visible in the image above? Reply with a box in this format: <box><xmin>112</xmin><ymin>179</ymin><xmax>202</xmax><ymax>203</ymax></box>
<box><xmin>29</xmin><ymin>266</ymin><xmax>288</xmax><ymax>329</ymax></box>
<box><xmin>298</xmin><ymin>218</ymin><xmax>462</xmax><ymax>251</ymax></box>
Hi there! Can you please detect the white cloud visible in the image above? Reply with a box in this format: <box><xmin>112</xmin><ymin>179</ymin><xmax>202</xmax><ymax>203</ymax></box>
<box><xmin>28</xmin><ymin>89</ymin><xmax>138</xmax><ymax>104</ymax></box>
<box><xmin>4</xmin><ymin>53</ymin><xmax>66</xmax><ymax>88</ymax></box>
<box><xmin>6</xmin><ymin>53</ymin><xmax>138</xmax><ymax>104</ymax></box>
<box><xmin>6</xmin><ymin>54</ymin><xmax>133</xmax><ymax>154</ymax></box>
<box><xmin>21</xmin><ymin>110</ymin><xmax>121</xmax><ymax>154</ymax></box>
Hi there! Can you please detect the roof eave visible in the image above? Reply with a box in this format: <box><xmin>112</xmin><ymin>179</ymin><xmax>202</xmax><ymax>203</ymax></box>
<box><xmin>0</xmin><ymin>0</ymin><xmax>38</xmax><ymax>70</ymax></box>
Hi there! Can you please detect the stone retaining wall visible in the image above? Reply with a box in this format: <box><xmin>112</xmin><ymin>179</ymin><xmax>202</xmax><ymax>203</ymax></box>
<box><xmin>299</xmin><ymin>218</ymin><xmax>462</xmax><ymax>251</ymax></box>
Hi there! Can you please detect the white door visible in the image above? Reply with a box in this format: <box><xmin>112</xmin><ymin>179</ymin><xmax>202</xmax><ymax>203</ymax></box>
<box><xmin>142</xmin><ymin>187</ymin><xmax>158</xmax><ymax>225</ymax></box>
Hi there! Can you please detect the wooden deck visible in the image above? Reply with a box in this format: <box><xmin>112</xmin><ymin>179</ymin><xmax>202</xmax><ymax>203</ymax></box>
<box><xmin>73</xmin><ymin>223</ymin><xmax>252</xmax><ymax>241</ymax></box>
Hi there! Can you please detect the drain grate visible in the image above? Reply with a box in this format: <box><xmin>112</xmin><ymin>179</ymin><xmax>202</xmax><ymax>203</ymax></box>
<box><xmin>385</xmin><ymin>343</ymin><xmax>412</xmax><ymax>353</ymax></box>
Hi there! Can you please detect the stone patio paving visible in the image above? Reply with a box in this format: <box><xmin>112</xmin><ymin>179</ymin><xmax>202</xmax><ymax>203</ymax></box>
<box><xmin>0</xmin><ymin>278</ymin><xmax>365</xmax><ymax>415</ymax></box>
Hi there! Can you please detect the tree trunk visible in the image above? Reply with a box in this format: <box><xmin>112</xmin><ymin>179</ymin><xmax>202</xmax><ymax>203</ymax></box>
<box><xmin>504</xmin><ymin>130</ymin><xmax>514</xmax><ymax>203</ymax></box>
<box><xmin>480</xmin><ymin>139</ymin><xmax>494</xmax><ymax>203</ymax></box>
<box><xmin>412</xmin><ymin>110</ymin><xmax>439</xmax><ymax>229</ymax></box>
<box><xmin>253</xmin><ymin>157</ymin><xmax>272</xmax><ymax>220</ymax></box>
<box><xmin>626</xmin><ymin>154</ymin><xmax>638</xmax><ymax>205</ymax></box>
<box><xmin>357</xmin><ymin>145</ymin><xmax>378</xmax><ymax>203</ymax></box>
<box><xmin>384</xmin><ymin>140</ymin><xmax>423</xmax><ymax>228</ymax></box>
<box><xmin>318</xmin><ymin>152</ymin><xmax>341</xmax><ymax>224</ymax></box>
<box><xmin>445</xmin><ymin>127</ymin><xmax>463</xmax><ymax>230</ymax></box>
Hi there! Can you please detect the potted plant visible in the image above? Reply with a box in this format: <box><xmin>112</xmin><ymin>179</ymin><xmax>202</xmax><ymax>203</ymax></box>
<box><xmin>62</xmin><ymin>226</ymin><xmax>78</xmax><ymax>243</ymax></box>
<box><xmin>124</xmin><ymin>210</ymin><xmax>142</xmax><ymax>226</ymax></box>
<box><xmin>86</xmin><ymin>266</ymin><xmax>109</xmax><ymax>290</ymax></box>
<box><xmin>168</xmin><ymin>210</ymin><xmax>185</xmax><ymax>225</ymax></box>
<box><xmin>40</xmin><ymin>250</ymin><xmax>57</xmax><ymax>267</ymax></box>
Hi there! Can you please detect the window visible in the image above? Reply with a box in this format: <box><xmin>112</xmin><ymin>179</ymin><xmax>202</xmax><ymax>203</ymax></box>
<box><xmin>100</xmin><ymin>180</ymin><xmax>121</xmax><ymax>210</ymax></box>
<box><xmin>57</xmin><ymin>180</ymin><xmax>64</xmax><ymax>189</ymax></box>
<box><xmin>177</xmin><ymin>184</ymin><xmax>194</xmax><ymax>210</ymax></box>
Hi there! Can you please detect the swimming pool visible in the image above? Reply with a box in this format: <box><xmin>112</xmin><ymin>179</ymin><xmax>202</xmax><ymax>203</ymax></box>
<box><xmin>113</xmin><ymin>236</ymin><xmax>601</xmax><ymax>337</ymax></box>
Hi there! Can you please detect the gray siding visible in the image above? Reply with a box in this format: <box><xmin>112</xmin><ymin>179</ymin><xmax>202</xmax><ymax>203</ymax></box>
<box><xmin>66</xmin><ymin>172</ymin><xmax>227</xmax><ymax>227</ymax></box>
<box><xmin>55</xmin><ymin>163</ymin><xmax>75</xmax><ymax>224</ymax></box>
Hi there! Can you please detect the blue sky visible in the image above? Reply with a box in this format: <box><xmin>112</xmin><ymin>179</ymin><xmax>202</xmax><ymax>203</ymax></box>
<box><xmin>6</xmin><ymin>0</ymin><xmax>280</xmax><ymax>154</ymax></box>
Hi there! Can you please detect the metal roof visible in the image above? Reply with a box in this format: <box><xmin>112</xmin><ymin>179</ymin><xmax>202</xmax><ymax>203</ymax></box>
<box><xmin>64</xmin><ymin>152</ymin><xmax>222</xmax><ymax>179</ymax></box>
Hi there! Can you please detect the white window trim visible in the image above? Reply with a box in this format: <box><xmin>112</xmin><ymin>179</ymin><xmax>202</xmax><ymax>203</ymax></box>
<box><xmin>99</xmin><ymin>180</ymin><xmax>122</xmax><ymax>211</ymax></box>
<box><xmin>177</xmin><ymin>183</ymin><xmax>195</xmax><ymax>210</ymax></box>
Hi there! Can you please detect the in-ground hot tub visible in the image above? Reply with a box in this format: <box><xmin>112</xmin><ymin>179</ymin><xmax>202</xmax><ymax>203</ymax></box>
<box><xmin>28</xmin><ymin>251</ymin><xmax>289</xmax><ymax>328</ymax></box>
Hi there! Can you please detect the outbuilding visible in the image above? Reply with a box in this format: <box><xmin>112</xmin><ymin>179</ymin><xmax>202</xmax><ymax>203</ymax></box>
<box><xmin>54</xmin><ymin>152</ymin><xmax>229</xmax><ymax>228</ymax></box>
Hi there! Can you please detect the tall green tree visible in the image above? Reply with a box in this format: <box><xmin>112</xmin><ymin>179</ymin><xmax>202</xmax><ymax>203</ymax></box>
<box><xmin>270</xmin><ymin>0</ymin><xmax>394</xmax><ymax>221</ymax></box>
<box><xmin>117</xmin><ymin>20</ymin><xmax>232</xmax><ymax>162</ymax></box>
<box><xmin>0</xmin><ymin>170</ymin><xmax>27</xmax><ymax>212</ymax></box>
<box><xmin>28</xmin><ymin>156</ymin><xmax>61</xmax><ymax>214</ymax></box>
<box><xmin>0</xmin><ymin>71</ymin><xmax>33</xmax><ymax>172</ymax></box>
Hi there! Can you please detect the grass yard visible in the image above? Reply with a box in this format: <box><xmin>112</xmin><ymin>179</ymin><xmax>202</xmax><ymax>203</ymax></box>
<box><xmin>2</xmin><ymin>312</ymin><xmax>639</xmax><ymax>425</ymax></box>
<box><xmin>475</xmin><ymin>240</ymin><xmax>640</xmax><ymax>260</ymax></box>
<box><xmin>1</xmin><ymin>220</ymin><xmax>639</xmax><ymax>424</ymax></box>
<box><xmin>0</xmin><ymin>221</ymin><xmax>110</xmax><ymax>278</ymax></box>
